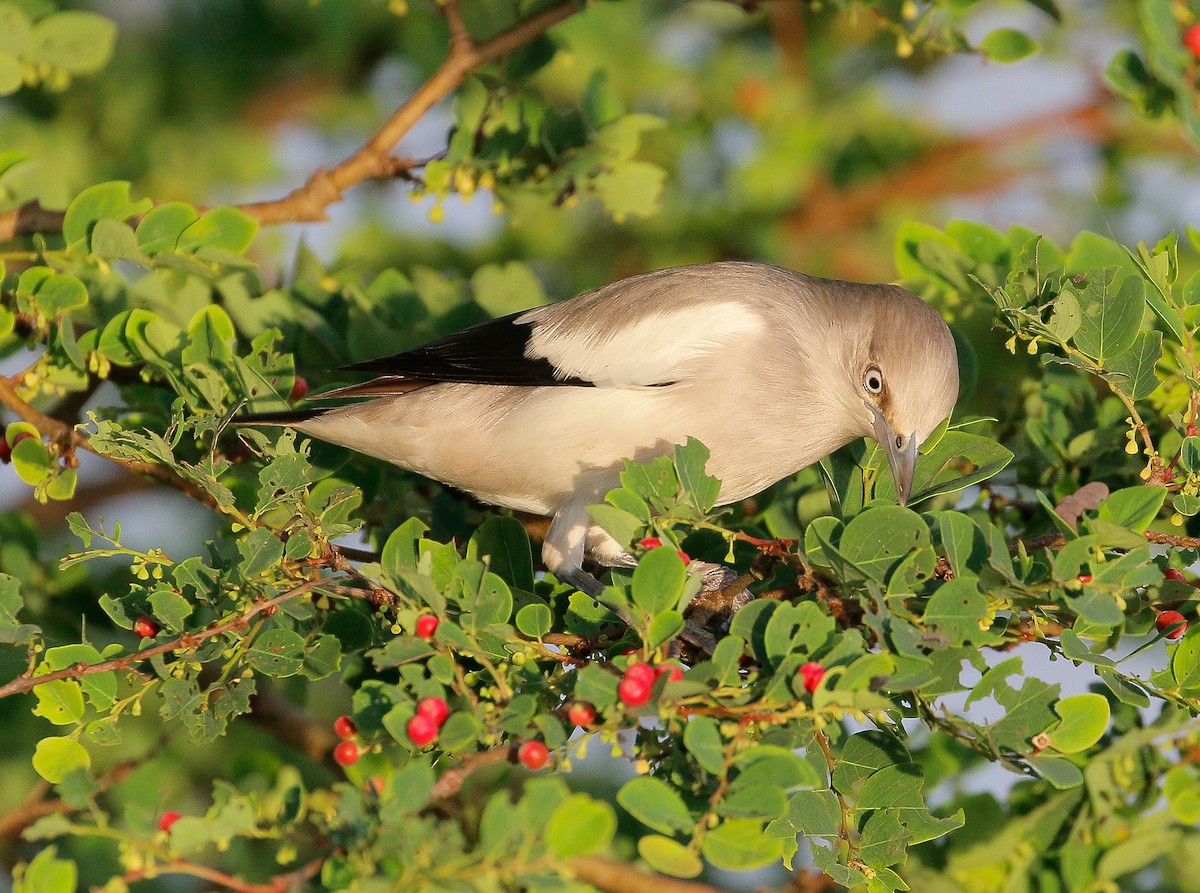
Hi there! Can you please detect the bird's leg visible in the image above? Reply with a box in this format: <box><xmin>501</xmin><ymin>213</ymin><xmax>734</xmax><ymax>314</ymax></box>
<box><xmin>546</xmin><ymin>504</ymin><xmax>638</xmax><ymax>626</ymax></box>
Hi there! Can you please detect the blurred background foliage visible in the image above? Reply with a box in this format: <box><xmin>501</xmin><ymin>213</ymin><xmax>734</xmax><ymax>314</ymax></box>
<box><xmin>2</xmin><ymin>0</ymin><xmax>1200</xmax><ymax>891</ymax></box>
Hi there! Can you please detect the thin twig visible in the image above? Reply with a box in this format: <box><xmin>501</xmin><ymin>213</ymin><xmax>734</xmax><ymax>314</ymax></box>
<box><xmin>0</xmin><ymin>580</ymin><xmax>323</xmax><ymax>700</ymax></box>
<box><xmin>113</xmin><ymin>856</ymin><xmax>324</xmax><ymax>893</ymax></box>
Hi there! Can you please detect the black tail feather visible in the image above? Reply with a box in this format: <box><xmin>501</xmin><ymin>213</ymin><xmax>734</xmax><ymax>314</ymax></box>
<box><xmin>231</xmin><ymin>407</ymin><xmax>332</xmax><ymax>426</ymax></box>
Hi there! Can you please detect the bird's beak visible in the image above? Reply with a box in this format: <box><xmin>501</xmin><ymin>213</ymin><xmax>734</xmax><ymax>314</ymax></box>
<box><xmin>869</xmin><ymin>408</ymin><xmax>918</xmax><ymax>506</ymax></box>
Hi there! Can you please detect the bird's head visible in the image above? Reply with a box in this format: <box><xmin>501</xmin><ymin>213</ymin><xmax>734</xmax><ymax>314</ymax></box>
<box><xmin>838</xmin><ymin>287</ymin><xmax>960</xmax><ymax>505</ymax></box>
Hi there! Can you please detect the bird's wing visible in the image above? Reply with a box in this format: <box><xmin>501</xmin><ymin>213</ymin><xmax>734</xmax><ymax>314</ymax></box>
<box><xmin>334</xmin><ymin>278</ymin><xmax>768</xmax><ymax>395</ymax></box>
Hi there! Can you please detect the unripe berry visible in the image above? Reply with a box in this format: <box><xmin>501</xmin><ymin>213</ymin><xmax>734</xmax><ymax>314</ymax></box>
<box><xmin>289</xmin><ymin>376</ymin><xmax>309</xmax><ymax>401</ymax></box>
<box><xmin>518</xmin><ymin>740</ymin><xmax>549</xmax><ymax>770</ymax></box>
<box><xmin>1163</xmin><ymin>568</ymin><xmax>1189</xmax><ymax>585</ymax></box>
<box><xmin>157</xmin><ymin>811</ymin><xmax>182</xmax><ymax>832</ymax></box>
<box><xmin>406</xmin><ymin>714</ymin><xmax>438</xmax><ymax>747</ymax></box>
<box><xmin>415</xmin><ymin>615</ymin><xmax>439</xmax><ymax>638</ymax></box>
<box><xmin>333</xmin><ymin>740</ymin><xmax>360</xmax><ymax>766</ymax></box>
<box><xmin>333</xmin><ymin>715</ymin><xmax>356</xmax><ymax>739</ymax></box>
<box><xmin>133</xmin><ymin>615</ymin><xmax>159</xmax><ymax>639</ymax></box>
<box><xmin>1157</xmin><ymin>610</ymin><xmax>1188</xmax><ymax>641</ymax></box>
<box><xmin>567</xmin><ymin>702</ymin><xmax>596</xmax><ymax>726</ymax></box>
<box><xmin>618</xmin><ymin>675</ymin><xmax>652</xmax><ymax>707</ymax></box>
<box><xmin>416</xmin><ymin>696</ymin><xmax>450</xmax><ymax>727</ymax></box>
<box><xmin>799</xmin><ymin>661</ymin><xmax>825</xmax><ymax>694</ymax></box>
<box><xmin>1185</xmin><ymin>23</ymin><xmax>1200</xmax><ymax>59</ymax></box>
<box><xmin>656</xmin><ymin>664</ymin><xmax>684</xmax><ymax>683</ymax></box>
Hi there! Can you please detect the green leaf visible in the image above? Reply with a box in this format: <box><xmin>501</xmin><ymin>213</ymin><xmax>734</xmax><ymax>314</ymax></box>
<box><xmin>62</xmin><ymin>181</ymin><xmax>152</xmax><ymax>250</ymax></box>
<box><xmin>237</xmin><ymin>529</ymin><xmax>285</xmax><ymax>577</ymax></box>
<box><xmin>683</xmin><ymin>716</ymin><xmax>725</xmax><ymax>775</ymax></box>
<box><xmin>631</xmin><ymin>547</ymin><xmax>687</xmax><ymax>615</ymax></box>
<box><xmin>545</xmin><ymin>794</ymin><xmax>616</xmax><ymax>857</ymax></box>
<box><xmin>177</xmin><ymin>206</ymin><xmax>258</xmax><ymax>253</ymax></box>
<box><xmin>147</xmin><ymin>587</ymin><xmax>192</xmax><ymax>632</ymax></box>
<box><xmin>1029</xmin><ymin>755</ymin><xmax>1084</xmax><ymax>789</ymax></box>
<box><xmin>1172</xmin><ymin>626</ymin><xmax>1200</xmax><ymax>694</ymax></box>
<box><xmin>470</xmin><ymin>261</ymin><xmax>546</xmax><ymax>318</ymax></box>
<box><xmin>978</xmin><ymin>28</ymin><xmax>1040</xmax><ymax>62</ymax></box>
<box><xmin>637</xmin><ymin>835</ymin><xmax>703</xmax><ymax>878</ymax></box>
<box><xmin>381</xmin><ymin>517</ymin><xmax>429</xmax><ymax>578</ymax></box>
<box><xmin>838</xmin><ymin>506</ymin><xmax>930</xmax><ymax>583</ymax></box>
<box><xmin>29</xmin><ymin>11</ymin><xmax>116</xmax><ymax>74</ymax></box>
<box><xmin>674</xmin><ymin>437</ymin><xmax>721</xmax><ymax>511</ymax></box>
<box><xmin>1096</xmin><ymin>486</ymin><xmax>1165</xmax><ymax>532</ymax></box>
<box><xmin>515</xmin><ymin>603</ymin><xmax>553</xmax><ymax>638</ymax></box>
<box><xmin>245</xmin><ymin>628</ymin><xmax>306</xmax><ymax>677</ymax></box>
<box><xmin>1105</xmin><ymin>331</ymin><xmax>1162</xmax><ymax>399</ymax></box>
<box><xmin>0</xmin><ymin>574</ymin><xmax>39</xmax><ymax>644</ymax></box>
<box><xmin>1045</xmin><ymin>693</ymin><xmax>1110</xmax><ymax>752</ymax></box>
<box><xmin>14</xmin><ymin>846</ymin><xmax>78</xmax><ymax>893</ymax></box>
<box><xmin>832</xmin><ymin>731</ymin><xmax>908</xmax><ymax>794</ymax></box>
<box><xmin>592</xmin><ymin>160</ymin><xmax>665</xmax><ymax>219</ymax></box>
<box><xmin>136</xmin><ymin>201</ymin><xmax>199</xmax><ymax>253</ymax></box>
<box><xmin>699</xmin><ymin>819</ymin><xmax>784</xmax><ymax>871</ymax></box>
<box><xmin>470</xmin><ymin>516</ymin><xmax>535</xmax><ymax>591</ymax></box>
<box><xmin>32</xmin><ymin>679</ymin><xmax>85</xmax><ymax>725</ymax></box>
<box><xmin>617</xmin><ymin>776</ymin><xmax>693</xmax><ymax>834</ymax></box>
<box><xmin>1072</xmin><ymin>274</ymin><xmax>1144</xmax><ymax>364</ymax></box>
<box><xmin>31</xmin><ymin>737</ymin><xmax>90</xmax><ymax>784</ymax></box>
<box><xmin>647</xmin><ymin>610</ymin><xmax>684</xmax><ymax>650</ymax></box>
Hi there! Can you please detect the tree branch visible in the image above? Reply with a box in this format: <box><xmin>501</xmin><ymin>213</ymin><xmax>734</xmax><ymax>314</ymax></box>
<box><xmin>0</xmin><ymin>375</ymin><xmax>226</xmax><ymax>513</ymax></box>
<box><xmin>0</xmin><ymin>580</ymin><xmax>324</xmax><ymax>700</ymax></box>
<box><xmin>117</xmin><ymin>856</ymin><xmax>323</xmax><ymax>893</ymax></box>
<box><xmin>0</xmin><ymin>0</ymin><xmax>579</xmax><ymax>241</ymax></box>
<box><xmin>566</xmin><ymin>856</ymin><xmax>726</xmax><ymax>893</ymax></box>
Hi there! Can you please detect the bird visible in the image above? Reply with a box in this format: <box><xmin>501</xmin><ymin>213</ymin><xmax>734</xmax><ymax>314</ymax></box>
<box><xmin>235</xmin><ymin>261</ymin><xmax>959</xmax><ymax>596</ymax></box>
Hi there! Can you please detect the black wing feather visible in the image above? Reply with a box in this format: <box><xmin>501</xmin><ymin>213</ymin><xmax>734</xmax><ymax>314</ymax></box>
<box><xmin>339</xmin><ymin>311</ymin><xmax>592</xmax><ymax>387</ymax></box>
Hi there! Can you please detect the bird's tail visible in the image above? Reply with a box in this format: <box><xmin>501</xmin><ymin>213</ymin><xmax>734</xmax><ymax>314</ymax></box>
<box><xmin>230</xmin><ymin>407</ymin><xmax>333</xmax><ymax>427</ymax></box>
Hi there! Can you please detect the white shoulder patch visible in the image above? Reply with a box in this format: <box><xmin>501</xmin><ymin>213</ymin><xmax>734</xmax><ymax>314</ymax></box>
<box><xmin>523</xmin><ymin>301</ymin><xmax>765</xmax><ymax>388</ymax></box>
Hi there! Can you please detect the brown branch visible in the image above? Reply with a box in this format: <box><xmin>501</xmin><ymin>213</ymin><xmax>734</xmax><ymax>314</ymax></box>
<box><xmin>115</xmin><ymin>856</ymin><xmax>323</xmax><ymax>893</ymax></box>
<box><xmin>0</xmin><ymin>760</ymin><xmax>137</xmax><ymax>843</ymax></box>
<box><xmin>430</xmin><ymin>744</ymin><xmax>515</xmax><ymax>801</ymax></box>
<box><xmin>567</xmin><ymin>856</ymin><xmax>725</xmax><ymax>893</ymax></box>
<box><xmin>0</xmin><ymin>375</ymin><xmax>224</xmax><ymax>512</ymax></box>
<box><xmin>0</xmin><ymin>580</ymin><xmax>324</xmax><ymax>700</ymax></box>
<box><xmin>1014</xmin><ymin>529</ymin><xmax>1200</xmax><ymax>553</ymax></box>
<box><xmin>0</xmin><ymin>1</ymin><xmax>578</xmax><ymax>240</ymax></box>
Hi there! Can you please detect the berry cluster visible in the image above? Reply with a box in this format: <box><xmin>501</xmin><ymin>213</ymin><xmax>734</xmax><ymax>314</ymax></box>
<box><xmin>406</xmin><ymin>696</ymin><xmax>451</xmax><ymax>748</ymax></box>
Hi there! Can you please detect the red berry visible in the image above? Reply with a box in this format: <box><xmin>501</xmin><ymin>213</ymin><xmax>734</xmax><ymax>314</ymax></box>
<box><xmin>518</xmin><ymin>740</ymin><xmax>550</xmax><ymax>770</ymax></box>
<box><xmin>406</xmin><ymin>714</ymin><xmax>438</xmax><ymax>747</ymax></box>
<box><xmin>1185</xmin><ymin>23</ymin><xmax>1200</xmax><ymax>59</ymax></box>
<box><xmin>289</xmin><ymin>377</ymin><xmax>309</xmax><ymax>401</ymax></box>
<box><xmin>1163</xmin><ymin>568</ymin><xmax>1189</xmax><ymax>584</ymax></box>
<box><xmin>1157</xmin><ymin>610</ymin><xmax>1188</xmax><ymax>641</ymax></box>
<box><xmin>333</xmin><ymin>715</ymin><xmax>356</xmax><ymax>739</ymax></box>
<box><xmin>10</xmin><ymin>432</ymin><xmax>34</xmax><ymax>448</ymax></box>
<box><xmin>656</xmin><ymin>664</ymin><xmax>684</xmax><ymax>683</ymax></box>
<box><xmin>1076</xmin><ymin>574</ymin><xmax>1092</xmax><ymax>584</ymax></box>
<box><xmin>624</xmin><ymin>662</ymin><xmax>655</xmax><ymax>685</ymax></box>
<box><xmin>799</xmin><ymin>661</ymin><xmax>825</xmax><ymax>694</ymax></box>
<box><xmin>157</xmin><ymin>811</ymin><xmax>182</xmax><ymax>832</ymax></box>
<box><xmin>333</xmin><ymin>740</ymin><xmax>360</xmax><ymax>766</ymax></box>
<box><xmin>416</xmin><ymin>696</ymin><xmax>450</xmax><ymax>727</ymax></box>
<box><xmin>567</xmin><ymin>701</ymin><xmax>596</xmax><ymax>726</ymax></box>
<box><xmin>0</xmin><ymin>439</ymin><xmax>10</xmax><ymax>464</ymax></box>
<box><xmin>618</xmin><ymin>675</ymin><xmax>652</xmax><ymax>707</ymax></box>
<box><xmin>415</xmin><ymin>615</ymin><xmax>439</xmax><ymax>638</ymax></box>
<box><xmin>677</xmin><ymin>550</ymin><xmax>691</xmax><ymax>564</ymax></box>
<box><xmin>133</xmin><ymin>615</ymin><xmax>159</xmax><ymax>639</ymax></box>
<box><xmin>638</xmin><ymin>537</ymin><xmax>662</xmax><ymax>549</ymax></box>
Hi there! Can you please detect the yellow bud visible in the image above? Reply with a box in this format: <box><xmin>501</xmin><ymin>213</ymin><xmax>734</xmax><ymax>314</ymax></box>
<box><xmin>478</xmin><ymin>171</ymin><xmax>496</xmax><ymax>191</ymax></box>
<box><xmin>896</xmin><ymin>35</ymin><xmax>914</xmax><ymax>58</ymax></box>
<box><xmin>901</xmin><ymin>0</ymin><xmax>919</xmax><ymax>19</ymax></box>
<box><xmin>1172</xmin><ymin>513</ymin><xmax>1185</xmax><ymax>526</ymax></box>
<box><xmin>635</xmin><ymin>759</ymin><xmax>650</xmax><ymax>774</ymax></box>
<box><xmin>1027</xmin><ymin>338</ymin><xmax>1039</xmax><ymax>355</ymax></box>
<box><xmin>429</xmin><ymin>204</ymin><xmax>445</xmax><ymax>224</ymax></box>
<box><xmin>1125</xmin><ymin>441</ymin><xmax>1139</xmax><ymax>455</ymax></box>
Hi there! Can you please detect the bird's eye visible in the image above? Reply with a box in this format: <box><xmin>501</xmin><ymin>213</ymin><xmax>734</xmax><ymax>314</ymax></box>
<box><xmin>863</xmin><ymin>367</ymin><xmax>884</xmax><ymax>395</ymax></box>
